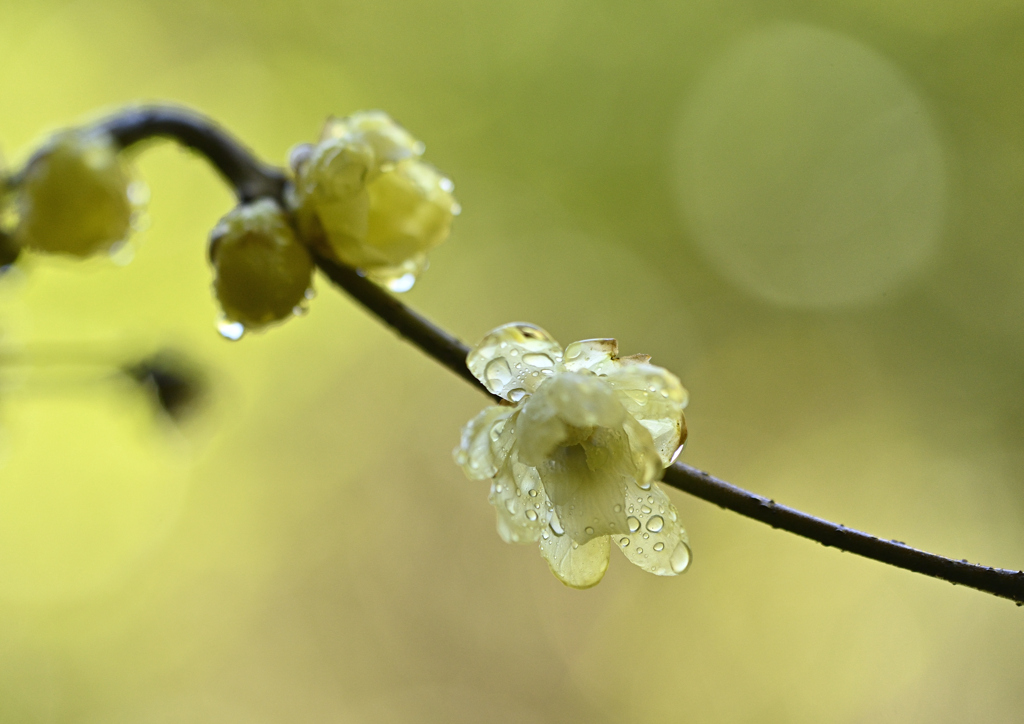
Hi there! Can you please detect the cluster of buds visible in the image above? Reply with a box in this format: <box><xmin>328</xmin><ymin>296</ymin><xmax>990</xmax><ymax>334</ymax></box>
<box><xmin>1</xmin><ymin>112</ymin><xmax>459</xmax><ymax>338</ymax></box>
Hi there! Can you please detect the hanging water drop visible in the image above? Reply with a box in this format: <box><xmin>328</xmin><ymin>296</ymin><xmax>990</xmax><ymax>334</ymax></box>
<box><xmin>217</xmin><ymin>320</ymin><xmax>245</xmax><ymax>340</ymax></box>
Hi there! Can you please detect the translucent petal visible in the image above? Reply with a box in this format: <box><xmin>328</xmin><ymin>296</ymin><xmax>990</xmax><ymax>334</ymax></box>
<box><xmin>615</xmin><ymin>484</ymin><xmax>691</xmax><ymax>576</ymax></box>
<box><xmin>515</xmin><ymin>372</ymin><xmax>625</xmax><ymax>468</ymax></box>
<box><xmin>467</xmin><ymin>323</ymin><xmax>564</xmax><ymax>400</ymax></box>
<box><xmin>489</xmin><ymin>458</ymin><xmax>552</xmax><ymax>544</ymax></box>
<box><xmin>534</xmin><ymin>425</ymin><xmax>636</xmax><ymax>542</ymax></box>
<box><xmin>538</xmin><ymin>529</ymin><xmax>610</xmax><ymax>589</ymax></box>
<box><xmin>320</xmin><ymin>111</ymin><xmax>423</xmax><ymax>172</ymax></box>
<box><xmin>606</xmin><ymin>363</ymin><xmax>689</xmax><ymax>466</ymax></box>
<box><xmin>453</xmin><ymin>406</ymin><xmax>515</xmax><ymax>480</ymax></box>
<box><xmin>363</xmin><ymin>159</ymin><xmax>455</xmax><ymax>263</ymax></box>
<box><xmin>561</xmin><ymin>339</ymin><xmax>619</xmax><ymax>374</ymax></box>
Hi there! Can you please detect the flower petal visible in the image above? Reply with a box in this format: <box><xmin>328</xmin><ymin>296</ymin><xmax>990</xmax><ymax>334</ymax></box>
<box><xmin>489</xmin><ymin>459</ymin><xmax>552</xmax><ymax>544</ymax></box>
<box><xmin>561</xmin><ymin>339</ymin><xmax>619</xmax><ymax>374</ymax></box>
<box><xmin>320</xmin><ymin>111</ymin><xmax>423</xmax><ymax>173</ymax></box>
<box><xmin>539</xmin><ymin>529</ymin><xmax>610</xmax><ymax>589</ymax></box>
<box><xmin>454</xmin><ymin>406</ymin><xmax>515</xmax><ymax>480</ymax></box>
<box><xmin>515</xmin><ymin>372</ymin><xmax>626</xmax><ymax>467</ymax></box>
<box><xmin>606</xmin><ymin>363</ymin><xmax>689</xmax><ymax>466</ymax></box>
<box><xmin>467</xmin><ymin>323</ymin><xmax>564</xmax><ymax>400</ymax></box>
<box><xmin>615</xmin><ymin>484</ymin><xmax>691</xmax><ymax>576</ymax></box>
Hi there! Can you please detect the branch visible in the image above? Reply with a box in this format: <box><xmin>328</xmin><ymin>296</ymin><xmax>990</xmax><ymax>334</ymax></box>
<box><xmin>85</xmin><ymin>104</ymin><xmax>1024</xmax><ymax>606</ymax></box>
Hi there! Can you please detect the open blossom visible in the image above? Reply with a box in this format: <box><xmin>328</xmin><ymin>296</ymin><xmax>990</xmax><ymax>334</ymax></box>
<box><xmin>455</xmin><ymin>323</ymin><xmax>691</xmax><ymax>588</ymax></box>
<box><xmin>289</xmin><ymin>111</ymin><xmax>458</xmax><ymax>292</ymax></box>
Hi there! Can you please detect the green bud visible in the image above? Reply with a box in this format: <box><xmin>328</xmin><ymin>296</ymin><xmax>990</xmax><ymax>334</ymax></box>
<box><xmin>13</xmin><ymin>131</ymin><xmax>139</xmax><ymax>258</ymax></box>
<box><xmin>209</xmin><ymin>198</ymin><xmax>314</xmax><ymax>332</ymax></box>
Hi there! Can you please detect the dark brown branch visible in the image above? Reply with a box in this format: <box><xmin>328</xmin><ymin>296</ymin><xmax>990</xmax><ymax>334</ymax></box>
<box><xmin>100</xmin><ymin>105</ymin><xmax>288</xmax><ymax>203</ymax></box>
<box><xmin>80</xmin><ymin>104</ymin><xmax>1024</xmax><ymax>606</ymax></box>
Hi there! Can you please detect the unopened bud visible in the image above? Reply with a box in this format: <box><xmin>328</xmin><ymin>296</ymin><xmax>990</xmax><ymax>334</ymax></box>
<box><xmin>209</xmin><ymin>198</ymin><xmax>314</xmax><ymax>331</ymax></box>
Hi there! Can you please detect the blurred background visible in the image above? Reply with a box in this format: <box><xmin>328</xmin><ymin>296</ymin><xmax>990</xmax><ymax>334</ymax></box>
<box><xmin>0</xmin><ymin>0</ymin><xmax>1023</xmax><ymax>721</ymax></box>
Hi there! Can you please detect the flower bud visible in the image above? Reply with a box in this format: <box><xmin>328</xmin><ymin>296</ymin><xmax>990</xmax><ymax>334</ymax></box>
<box><xmin>291</xmin><ymin>111</ymin><xmax>458</xmax><ymax>291</ymax></box>
<box><xmin>209</xmin><ymin>198</ymin><xmax>314</xmax><ymax>332</ymax></box>
<box><xmin>13</xmin><ymin>131</ymin><xmax>139</xmax><ymax>257</ymax></box>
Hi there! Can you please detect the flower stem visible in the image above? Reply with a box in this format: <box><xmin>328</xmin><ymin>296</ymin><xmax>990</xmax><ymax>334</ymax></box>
<box><xmin>85</xmin><ymin>104</ymin><xmax>1024</xmax><ymax>606</ymax></box>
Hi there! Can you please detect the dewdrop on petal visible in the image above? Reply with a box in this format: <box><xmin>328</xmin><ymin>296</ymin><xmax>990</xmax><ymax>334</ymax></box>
<box><xmin>455</xmin><ymin>323</ymin><xmax>691</xmax><ymax>588</ymax></box>
<box><xmin>12</xmin><ymin>130</ymin><xmax>140</xmax><ymax>258</ymax></box>
<box><xmin>290</xmin><ymin>111</ymin><xmax>457</xmax><ymax>291</ymax></box>
<box><xmin>208</xmin><ymin>198</ymin><xmax>314</xmax><ymax>334</ymax></box>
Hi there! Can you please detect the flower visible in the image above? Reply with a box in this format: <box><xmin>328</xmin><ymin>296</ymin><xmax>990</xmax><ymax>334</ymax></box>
<box><xmin>454</xmin><ymin>323</ymin><xmax>691</xmax><ymax>588</ymax></box>
<box><xmin>11</xmin><ymin>130</ymin><xmax>141</xmax><ymax>258</ymax></box>
<box><xmin>208</xmin><ymin>198</ymin><xmax>314</xmax><ymax>333</ymax></box>
<box><xmin>289</xmin><ymin>111</ymin><xmax>458</xmax><ymax>292</ymax></box>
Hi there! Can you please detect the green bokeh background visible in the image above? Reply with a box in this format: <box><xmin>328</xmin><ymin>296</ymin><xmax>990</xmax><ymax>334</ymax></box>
<box><xmin>1</xmin><ymin>0</ymin><xmax>1023</xmax><ymax>721</ymax></box>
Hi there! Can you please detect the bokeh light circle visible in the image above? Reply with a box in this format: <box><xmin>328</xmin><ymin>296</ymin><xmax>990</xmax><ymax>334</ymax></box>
<box><xmin>674</xmin><ymin>23</ymin><xmax>947</xmax><ymax>308</ymax></box>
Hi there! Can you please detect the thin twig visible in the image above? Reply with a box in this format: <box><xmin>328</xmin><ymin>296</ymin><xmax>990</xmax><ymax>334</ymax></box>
<box><xmin>81</xmin><ymin>104</ymin><xmax>1024</xmax><ymax>605</ymax></box>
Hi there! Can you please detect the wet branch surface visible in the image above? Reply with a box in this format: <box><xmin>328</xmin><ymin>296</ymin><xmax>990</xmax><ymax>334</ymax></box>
<box><xmin>90</xmin><ymin>105</ymin><xmax>1024</xmax><ymax>606</ymax></box>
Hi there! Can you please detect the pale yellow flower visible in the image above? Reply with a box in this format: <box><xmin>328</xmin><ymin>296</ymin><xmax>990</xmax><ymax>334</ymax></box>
<box><xmin>290</xmin><ymin>111</ymin><xmax>458</xmax><ymax>291</ymax></box>
<box><xmin>455</xmin><ymin>323</ymin><xmax>691</xmax><ymax>588</ymax></box>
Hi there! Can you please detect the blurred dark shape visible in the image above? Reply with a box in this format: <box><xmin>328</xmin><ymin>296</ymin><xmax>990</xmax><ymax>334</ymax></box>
<box><xmin>123</xmin><ymin>349</ymin><xmax>207</xmax><ymax>423</ymax></box>
<box><xmin>0</xmin><ymin>230</ymin><xmax>19</xmax><ymax>270</ymax></box>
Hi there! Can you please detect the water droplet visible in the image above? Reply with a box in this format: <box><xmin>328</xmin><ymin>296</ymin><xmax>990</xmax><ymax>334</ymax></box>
<box><xmin>526</xmin><ymin>510</ymin><xmax>538</xmax><ymax>521</ymax></box>
<box><xmin>627</xmin><ymin>516</ymin><xmax>641</xmax><ymax>533</ymax></box>
<box><xmin>292</xmin><ymin>305</ymin><xmax>308</xmax><ymax>316</ymax></box>
<box><xmin>646</xmin><ymin>515</ymin><xmax>665</xmax><ymax>532</ymax></box>
<box><xmin>522</xmin><ymin>353</ymin><xmax>554</xmax><ymax>369</ymax></box>
<box><xmin>386</xmin><ymin>273</ymin><xmax>417</xmax><ymax>293</ymax></box>
<box><xmin>413</xmin><ymin>141</ymin><xmax>427</xmax><ymax>155</ymax></box>
<box><xmin>613</xmin><ymin>504</ymin><xmax>622</xmax><ymax>513</ymax></box>
<box><xmin>508</xmin><ymin>388</ymin><xmax>527</xmax><ymax>403</ymax></box>
<box><xmin>304</xmin><ymin>288</ymin><xmax>317</xmax><ymax>301</ymax></box>
<box><xmin>217</xmin><ymin>321</ymin><xmax>245</xmax><ymax>340</ymax></box>
<box><xmin>636</xmin><ymin>548</ymin><xmax>643</xmax><ymax>554</ymax></box>
<box><xmin>641</xmin><ymin>505</ymin><xmax>652</xmax><ymax>515</ymax></box>
<box><xmin>127</xmin><ymin>181</ymin><xmax>150</xmax><ymax>205</ymax></box>
<box><xmin>485</xmin><ymin>358</ymin><xmax>513</xmax><ymax>388</ymax></box>
<box><xmin>494</xmin><ymin>483</ymin><xmax>503</xmax><ymax>493</ymax></box>
<box><xmin>670</xmin><ymin>542</ymin><xmax>692</xmax><ymax>573</ymax></box>
<box><xmin>623</xmin><ymin>390</ymin><xmax>648</xmax><ymax>405</ymax></box>
<box><xmin>439</xmin><ymin>177</ymin><xmax>455</xmax><ymax>193</ymax></box>
<box><xmin>505</xmin><ymin>499</ymin><xmax>516</xmax><ymax>514</ymax></box>
<box><xmin>654</xmin><ymin>542</ymin><xmax>665</xmax><ymax>552</ymax></box>
<box><xmin>509</xmin><ymin>349</ymin><xmax>519</xmax><ymax>356</ymax></box>
<box><xmin>585</xmin><ymin>526</ymin><xmax>595</xmax><ymax>535</ymax></box>
<box><xmin>571</xmin><ymin>541</ymin><xmax>579</xmax><ymax>550</ymax></box>
<box><xmin>642</xmin><ymin>533</ymin><xmax>649</xmax><ymax>539</ymax></box>
<box><xmin>549</xmin><ymin>518</ymin><xmax>565</xmax><ymax>537</ymax></box>
<box><xmin>451</xmin><ymin>202</ymin><xmax>462</xmax><ymax>216</ymax></box>
<box><xmin>638</xmin><ymin>479</ymin><xmax>652</xmax><ymax>490</ymax></box>
<box><xmin>620</xmin><ymin>537</ymin><xmax>630</xmax><ymax>546</ymax></box>
<box><xmin>647</xmin><ymin>495</ymin><xmax>655</xmax><ymax>504</ymax></box>
<box><xmin>528</xmin><ymin>489</ymin><xmax>538</xmax><ymax>497</ymax></box>
<box><xmin>108</xmin><ymin>240</ymin><xmax>135</xmax><ymax>266</ymax></box>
